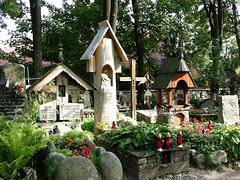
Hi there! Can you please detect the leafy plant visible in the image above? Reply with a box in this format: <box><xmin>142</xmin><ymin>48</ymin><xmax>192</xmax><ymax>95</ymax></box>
<box><xmin>0</xmin><ymin>118</ymin><xmax>49</xmax><ymax>179</ymax></box>
<box><xmin>81</xmin><ymin>117</ymin><xmax>94</xmax><ymax>132</ymax></box>
<box><xmin>102</xmin><ymin>122</ymin><xmax>177</xmax><ymax>152</ymax></box>
<box><xmin>17</xmin><ymin>98</ymin><xmax>41</xmax><ymax>123</ymax></box>
<box><xmin>54</xmin><ymin>129</ymin><xmax>94</xmax><ymax>150</ymax></box>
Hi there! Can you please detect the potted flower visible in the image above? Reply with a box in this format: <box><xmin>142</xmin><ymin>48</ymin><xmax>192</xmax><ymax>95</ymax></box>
<box><xmin>95</xmin><ymin>121</ymin><xmax>109</xmax><ymax>134</ymax></box>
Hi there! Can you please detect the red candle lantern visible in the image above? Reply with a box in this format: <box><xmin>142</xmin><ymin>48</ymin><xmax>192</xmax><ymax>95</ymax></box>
<box><xmin>162</xmin><ymin>154</ymin><xmax>168</xmax><ymax>164</ymax></box>
<box><xmin>111</xmin><ymin>121</ymin><xmax>117</xmax><ymax>129</ymax></box>
<box><xmin>156</xmin><ymin>133</ymin><xmax>162</xmax><ymax>151</ymax></box>
<box><xmin>164</xmin><ymin>132</ymin><xmax>172</xmax><ymax>149</ymax></box>
<box><xmin>177</xmin><ymin>130</ymin><xmax>183</xmax><ymax>148</ymax></box>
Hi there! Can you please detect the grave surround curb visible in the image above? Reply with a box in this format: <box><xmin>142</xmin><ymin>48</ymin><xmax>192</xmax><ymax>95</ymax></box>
<box><xmin>94</xmin><ymin>136</ymin><xmax>190</xmax><ymax>180</ymax></box>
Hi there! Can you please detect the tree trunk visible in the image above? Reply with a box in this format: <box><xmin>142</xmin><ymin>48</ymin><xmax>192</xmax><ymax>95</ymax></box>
<box><xmin>202</xmin><ymin>0</ymin><xmax>223</xmax><ymax>95</ymax></box>
<box><xmin>103</xmin><ymin>0</ymin><xmax>111</xmax><ymax>21</ymax></box>
<box><xmin>230</xmin><ymin>1</ymin><xmax>239</xmax><ymax>95</ymax></box>
<box><xmin>132</xmin><ymin>0</ymin><xmax>144</xmax><ymax>106</ymax></box>
<box><xmin>30</xmin><ymin>0</ymin><xmax>42</xmax><ymax>78</ymax></box>
<box><xmin>110</xmin><ymin>0</ymin><xmax>118</xmax><ymax>33</ymax></box>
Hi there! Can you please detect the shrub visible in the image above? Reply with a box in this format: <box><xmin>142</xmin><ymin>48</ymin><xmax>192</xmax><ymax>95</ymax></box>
<box><xmin>81</xmin><ymin>117</ymin><xmax>94</xmax><ymax>132</ymax></box>
<box><xmin>0</xmin><ymin>117</ymin><xmax>49</xmax><ymax>179</ymax></box>
<box><xmin>54</xmin><ymin>129</ymin><xmax>94</xmax><ymax>150</ymax></box>
<box><xmin>102</xmin><ymin>122</ymin><xmax>177</xmax><ymax>152</ymax></box>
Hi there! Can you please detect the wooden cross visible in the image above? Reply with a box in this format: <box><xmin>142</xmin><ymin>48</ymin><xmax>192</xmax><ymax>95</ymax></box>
<box><xmin>119</xmin><ymin>59</ymin><xmax>146</xmax><ymax>120</ymax></box>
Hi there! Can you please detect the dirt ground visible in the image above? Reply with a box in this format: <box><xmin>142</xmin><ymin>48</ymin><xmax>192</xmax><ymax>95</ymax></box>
<box><xmin>123</xmin><ymin>164</ymin><xmax>240</xmax><ymax>180</ymax></box>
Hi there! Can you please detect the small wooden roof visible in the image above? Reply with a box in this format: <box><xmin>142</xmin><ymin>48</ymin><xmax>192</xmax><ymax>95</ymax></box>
<box><xmin>152</xmin><ymin>57</ymin><xmax>196</xmax><ymax>89</ymax></box>
<box><xmin>80</xmin><ymin>20</ymin><xmax>128</xmax><ymax>62</ymax></box>
<box><xmin>27</xmin><ymin>61</ymin><xmax>97</xmax><ymax>92</ymax></box>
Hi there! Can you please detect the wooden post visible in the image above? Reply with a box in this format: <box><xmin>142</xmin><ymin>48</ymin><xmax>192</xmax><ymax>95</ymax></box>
<box><xmin>184</xmin><ymin>88</ymin><xmax>188</xmax><ymax>105</ymax></box>
<box><xmin>167</xmin><ymin>89</ymin><xmax>173</xmax><ymax>105</ymax></box>
<box><xmin>131</xmin><ymin>59</ymin><xmax>136</xmax><ymax>120</ymax></box>
<box><xmin>157</xmin><ymin>90</ymin><xmax>162</xmax><ymax>104</ymax></box>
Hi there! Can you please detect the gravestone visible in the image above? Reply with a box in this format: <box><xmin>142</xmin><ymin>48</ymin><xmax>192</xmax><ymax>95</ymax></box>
<box><xmin>200</xmin><ymin>99</ymin><xmax>215</xmax><ymax>110</ymax></box>
<box><xmin>81</xmin><ymin>20</ymin><xmax>128</xmax><ymax>133</ymax></box>
<box><xmin>218</xmin><ymin>95</ymin><xmax>239</xmax><ymax>125</ymax></box>
<box><xmin>0</xmin><ymin>63</ymin><xmax>26</xmax><ymax>120</ymax></box>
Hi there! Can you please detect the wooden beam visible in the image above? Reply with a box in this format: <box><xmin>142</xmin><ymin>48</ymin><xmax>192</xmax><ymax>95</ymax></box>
<box><xmin>131</xmin><ymin>59</ymin><xmax>136</xmax><ymax>120</ymax></box>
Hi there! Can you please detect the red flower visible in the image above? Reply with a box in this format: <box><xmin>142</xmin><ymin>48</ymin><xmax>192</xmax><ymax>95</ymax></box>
<box><xmin>235</xmin><ymin>122</ymin><xmax>238</xmax><ymax>125</ymax></box>
<box><xmin>83</xmin><ymin>142</ymin><xmax>85</xmax><ymax>144</ymax></box>
<box><xmin>18</xmin><ymin>85</ymin><xmax>22</xmax><ymax>88</ymax></box>
<box><xmin>89</xmin><ymin>144</ymin><xmax>93</xmax><ymax>149</ymax></box>
<box><xmin>79</xmin><ymin>142</ymin><xmax>82</xmax><ymax>146</ymax></box>
<box><xmin>17</xmin><ymin>87</ymin><xmax>22</xmax><ymax>92</ymax></box>
<box><xmin>68</xmin><ymin>138</ymin><xmax>71</xmax><ymax>141</ymax></box>
<box><xmin>70</xmin><ymin>142</ymin><xmax>72</xmax><ymax>145</ymax></box>
<box><xmin>201</xmin><ymin>118</ymin><xmax>204</xmax><ymax>122</ymax></box>
<box><xmin>200</xmin><ymin>122</ymin><xmax>203</xmax><ymax>125</ymax></box>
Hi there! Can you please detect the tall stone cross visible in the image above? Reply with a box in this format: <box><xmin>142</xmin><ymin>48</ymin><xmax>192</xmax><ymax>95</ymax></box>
<box><xmin>119</xmin><ymin>59</ymin><xmax>146</xmax><ymax>120</ymax></box>
<box><xmin>81</xmin><ymin>20</ymin><xmax>128</xmax><ymax>133</ymax></box>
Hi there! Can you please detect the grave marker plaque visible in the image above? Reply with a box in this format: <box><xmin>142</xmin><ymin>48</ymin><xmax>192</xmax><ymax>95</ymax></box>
<box><xmin>39</xmin><ymin>100</ymin><xmax>57</xmax><ymax>121</ymax></box>
<box><xmin>60</xmin><ymin>103</ymin><xmax>83</xmax><ymax>120</ymax></box>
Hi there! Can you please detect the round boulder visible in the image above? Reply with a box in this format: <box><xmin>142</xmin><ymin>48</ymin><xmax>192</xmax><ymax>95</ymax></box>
<box><xmin>49</xmin><ymin>153</ymin><xmax>66</xmax><ymax>168</ymax></box>
<box><xmin>192</xmin><ymin>154</ymin><xmax>205</xmax><ymax>169</ymax></box>
<box><xmin>99</xmin><ymin>151</ymin><xmax>123</xmax><ymax>180</ymax></box>
<box><xmin>95</xmin><ymin>147</ymin><xmax>106</xmax><ymax>157</ymax></box>
<box><xmin>54</xmin><ymin>156</ymin><xmax>100</xmax><ymax>180</ymax></box>
<box><xmin>209</xmin><ymin>150</ymin><xmax>228</xmax><ymax>165</ymax></box>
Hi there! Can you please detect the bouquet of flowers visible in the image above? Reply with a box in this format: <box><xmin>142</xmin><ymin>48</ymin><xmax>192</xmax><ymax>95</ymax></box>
<box><xmin>12</xmin><ymin>82</ymin><xmax>24</xmax><ymax>97</ymax></box>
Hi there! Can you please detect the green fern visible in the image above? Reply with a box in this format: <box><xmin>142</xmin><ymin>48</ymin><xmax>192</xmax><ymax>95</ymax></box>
<box><xmin>0</xmin><ymin>118</ymin><xmax>49</xmax><ymax>179</ymax></box>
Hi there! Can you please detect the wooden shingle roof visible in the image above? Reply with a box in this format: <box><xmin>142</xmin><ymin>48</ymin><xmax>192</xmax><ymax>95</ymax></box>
<box><xmin>152</xmin><ymin>57</ymin><xmax>195</xmax><ymax>89</ymax></box>
<box><xmin>80</xmin><ymin>20</ymin><xmax>128</xmax><ymax>62</ymax></box>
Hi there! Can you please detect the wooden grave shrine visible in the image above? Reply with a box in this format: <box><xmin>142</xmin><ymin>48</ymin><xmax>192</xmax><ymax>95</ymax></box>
<box><xmin>27</xmin><ymin>44</ymin><xmax>96</xmax><ymax>121</ymax></box>
<box><xmin>152</xmin><ymin>57</ymin><xmax>196</xmax><ymax>126</ymax></box>
<box><xmin>81</xmin><ymin>20</ymin><xmax>128</xmax><ymax>133</ymax></box>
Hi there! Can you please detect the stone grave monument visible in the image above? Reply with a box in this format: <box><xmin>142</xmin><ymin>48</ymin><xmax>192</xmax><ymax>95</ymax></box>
<box><xmin>81</xmin><ymin>20</ymin><xmax>128</xmax><ymax>133</ymax></box>
<box><xmin>0</xmin><ymin>62</ymin><xmax>26</xmax><ymax>120</ymax></box>
<box><xmin>218</xmin><ymin>95</ymin><xmax>239</xmax><ymax>125</ymax></box>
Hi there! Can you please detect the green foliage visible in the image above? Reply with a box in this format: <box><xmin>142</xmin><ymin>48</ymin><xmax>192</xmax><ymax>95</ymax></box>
<box><xmin>17</xmin><ymin>98</ymin><xmax>41</xmax><ymax>123</ymax></box>
<box><xmin>102</xmin><ymin>122</ymin><xmax>177</xmax><ymax>152</ymax></box>
<box><xmin>211</xmin><ymin>125</ymin><xmax>240</xmax><ymax>163</ymax></box>
<box><xmin>44</xmin><ymin>156</ymin><xmax>59</xmax><ymax>180</ymax></box>
<box><xmin>54</xmin><ymin>148</ymin><xmax>73</xmax><ymax>158</ymax></box>
<box><xmin>116</xmin><ymin>119</ymin><xmax>133</xmax><ymax>128</ymax></box>
<box><xmin>81</xmin><ymin>117</ymin><xmax>94</xmax><ymax>132</ymax></box>
<box><xmin>0</xmin><ymin>117</ymin><xmax>49</xmax><ymax>179</ymax></box>
<box><xmin>55</xmin><ymin>129</ymin><xmax>94</xmax><ymax>150</ymax></box>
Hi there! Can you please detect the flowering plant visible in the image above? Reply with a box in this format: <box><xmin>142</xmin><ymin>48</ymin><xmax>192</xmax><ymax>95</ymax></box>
<box><xmin>160</xmin><ymin>112</ymin><xmax>172</xmax><ymax>124</ymax></box>
<box><xmin>95</xmin><ymin>121</ymin><xmax>109</xmax><ymax>131</ymax></box>
<box><xmin>12</xmin><ymin>82</ymin><xmax>24</xmax><ymax>97</ymax></box>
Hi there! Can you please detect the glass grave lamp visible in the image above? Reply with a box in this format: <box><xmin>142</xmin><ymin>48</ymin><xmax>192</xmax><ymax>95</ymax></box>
<box><xmin>156</xmin><ymin>133</ymin><xmax>163</xmax><ymax>151</ymax></box>
<box><xmin>177</xmin><ymin>130</ymin><xmax>183</xmax><ymax>148</ymax></box>
<box><xmin>164</xmin><ymin>132</ymin><xmax>172</xmax><ymax>149</ymax></box>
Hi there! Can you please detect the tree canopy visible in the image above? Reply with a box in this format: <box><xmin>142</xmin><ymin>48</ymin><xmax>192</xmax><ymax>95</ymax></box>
<box><xmin>1</xmin><ymin>0</ymin><xmax>240</xmax><ymax>95</ymax></box>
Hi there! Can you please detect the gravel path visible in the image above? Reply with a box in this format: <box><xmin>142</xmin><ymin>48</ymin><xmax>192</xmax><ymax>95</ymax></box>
<box><xmin>123</xmin><ymin>164</ymin><xmax>240</xmax><ymax>180</ymax></box>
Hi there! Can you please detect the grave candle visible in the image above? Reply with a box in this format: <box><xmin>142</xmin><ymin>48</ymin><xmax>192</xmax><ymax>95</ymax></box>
<box><xmin>164</xmin><ymin>132</ymin><xmax>172</xmax><ymax>149</ymax></box>
<box><xmin>111</xmin><ymin>121</ymin><xmax>117</xmax><ymax>129</ymax></box>
<box><xmin>156</xmin><ymin>133</ymin><xmax>162</xmax><ymax>151</ymax></box>
<box><xmin>162</xmin><ymin>154</ymin><xmax>168</xmax><ymax>164</ymax></box>
<box><xmin>177</xmin><ymin>130</ymin><xmax>183</xmax><ymax>147</ymax></box>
